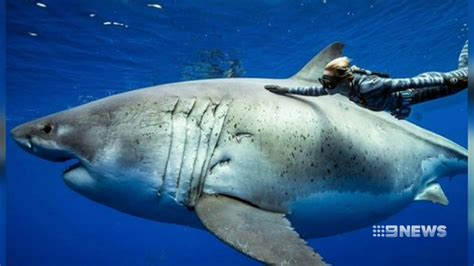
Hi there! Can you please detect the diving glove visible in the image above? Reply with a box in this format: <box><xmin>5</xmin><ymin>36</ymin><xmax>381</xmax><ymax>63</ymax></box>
<box><xmin>265</xmin><ymin>85</ymin><xmax>289</xmax><ymax>94</ymax></box>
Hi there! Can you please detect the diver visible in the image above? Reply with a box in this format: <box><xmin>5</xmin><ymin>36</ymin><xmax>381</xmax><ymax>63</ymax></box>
<box><xmin>265</xmin><ymin>41</ymin><xmax>468</xmax><ymax>119</ymax></box>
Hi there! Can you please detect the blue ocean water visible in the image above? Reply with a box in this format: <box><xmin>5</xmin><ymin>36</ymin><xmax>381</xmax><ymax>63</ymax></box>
<box><xmin>6</xmin><ymin>0</ymin><xmax>468</xmax><ymax>265</ymax></box>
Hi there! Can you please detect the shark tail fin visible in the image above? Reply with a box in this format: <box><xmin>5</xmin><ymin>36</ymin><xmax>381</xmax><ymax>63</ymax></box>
<box><xmin>291</xmin><ymin>42</ymin><xmax>345</xmax><ymax>83</ymax></box>
<box><xmin>458</xmin><ymin>40</ymin><xmax>468</xmax><ymax>69</ymax></box>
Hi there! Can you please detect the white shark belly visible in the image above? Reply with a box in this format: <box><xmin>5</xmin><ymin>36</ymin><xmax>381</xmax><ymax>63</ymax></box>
<box><xmin>288</xmin><ymin>190</ymin><xmax>414</xmax><ymax>238</ymax></box>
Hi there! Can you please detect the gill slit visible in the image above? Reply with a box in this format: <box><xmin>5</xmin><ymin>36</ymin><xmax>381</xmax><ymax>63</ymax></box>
<box><xmin>159</xmin><ymin>97</ymin><xmax>179</xmax><ymax>195</ymax></box>
<box><xmin>175</xmin><ymin>98</ymin><xmax>197</xmax><ymax>193</ymax></box>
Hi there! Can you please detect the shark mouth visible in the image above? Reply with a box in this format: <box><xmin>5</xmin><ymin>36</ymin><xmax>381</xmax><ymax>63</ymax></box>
<box><xmin>63</xmin><ymin>160</ymin><xmax>83</xmax><ymax>174</ymax></box>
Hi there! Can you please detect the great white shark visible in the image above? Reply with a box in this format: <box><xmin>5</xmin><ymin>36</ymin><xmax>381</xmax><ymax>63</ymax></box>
<box><xmin>11</xmin><ymin>43</ymin><xmax>467</xmax><ymax>265</ymax></box>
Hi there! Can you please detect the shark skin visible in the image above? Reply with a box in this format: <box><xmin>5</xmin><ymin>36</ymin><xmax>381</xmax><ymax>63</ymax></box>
<box><xmin>10</xmin><ymin>43</ymin><xmax>467</xmax><ymax>265</ymax></box>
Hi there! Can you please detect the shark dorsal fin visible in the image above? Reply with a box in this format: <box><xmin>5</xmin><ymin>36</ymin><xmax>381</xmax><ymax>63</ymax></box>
<box><xmin>291</xmin><ymin>42</ymin><xmax>345</xmax><ymax>83</ymax></box>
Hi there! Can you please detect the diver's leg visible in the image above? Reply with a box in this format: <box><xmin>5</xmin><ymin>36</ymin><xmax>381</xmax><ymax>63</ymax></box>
<box><xmin>388</xmin><ymin>41</ymin><xmax>468</xmax><ymax>92</ymax></box>
<box><xmin>410</xmin><ymin>68</ymin><xmax>466</xmax><ymax>94</ymax></box>
<box><xmin>408</xmin><ymin>66</ymin><xmax>467</xmax><ymax>101</ymax></box>
<box><xmin>415</xmin><ymin>68</ymin><xmax>467</xmax><ymax>83</ymax></box>
<box><xmin>409</xmin><ymin>84</ymin><xmax>465</xmax><ymax>105</ymax></box>
<box><xmin>359</xmin><ymin>41</ymin><xmax>467</xmax><ymax>119</ymax></box>
<box><xmin>415</xmin><ymin>40</ymin><xmax>467</xmax><ymax>87</ymax></box>
<box><xmin>388</xmin><ymin>81</ymin><xmax>466</xmax><ymax>119</ymax></box>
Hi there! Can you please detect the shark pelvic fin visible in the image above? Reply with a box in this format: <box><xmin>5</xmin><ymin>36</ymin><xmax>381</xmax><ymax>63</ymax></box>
<box><xmin>415</xmin><ymin>183</ymin><xmax>449</xmax><ymax>206</ymax></box>
<box><xmin>291</xmin><ymin>42</ymin><xmax>345</xmax><ymax>83</ymax></box>
<box><xmin>195</xmin><ymin>194</ymin><xmax>327</xmax><ymax>266</ymax></box>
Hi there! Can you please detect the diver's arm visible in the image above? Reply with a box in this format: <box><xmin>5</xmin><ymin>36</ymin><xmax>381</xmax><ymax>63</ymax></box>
<box><xmin>264</xmin><ymin>84</ymin><xmax>328</xmax><ymax>96</ymax></box>
<box><xmin>379</xmin><ymin>68</ymin><xmax>467</xmax><ymax>93</ymax></box>
<box><xmin>287</xmin><ymin>85</ymin><xmax>328</xmax><ymax>96</ymax></box>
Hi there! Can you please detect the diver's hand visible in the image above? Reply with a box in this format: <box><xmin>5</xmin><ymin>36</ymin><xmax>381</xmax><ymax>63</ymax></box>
<box><xmin>444</xmin><ymin>76</ymin><xmax>467</xmax><ymax>89</ymax></box>
<box><xmin>265</xmin><ymin>85</ymin><xmax>289</xmax><ymax>94</ymax></box>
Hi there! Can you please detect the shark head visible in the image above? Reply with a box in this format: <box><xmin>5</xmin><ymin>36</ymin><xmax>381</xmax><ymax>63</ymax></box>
<box><xmin>10</xmin><ymin>100</ymin><xmax>169</xmax><ymax>220</ymax></box>
<box><xmin>11</xmin><ymin>106</ymin><xmax>111</xmax><ymax>193</ymax></box>
<box><xmin>11</xmin><ymin>110</ymin><xmax>104</xmax><ymax>165</ymax></box>
<box><xmin>11</xmin><ymin>117</ymin><xmax>75</xmax><ymax>161</ymax></box>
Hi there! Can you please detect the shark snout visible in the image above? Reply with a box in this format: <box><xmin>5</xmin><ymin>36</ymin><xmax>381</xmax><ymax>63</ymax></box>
<box><xmin>11</xmin><ymin>124</ymin><xmax>34</xmax><ymax>149</ymax></box>
<box><xmin>11</xmin><ymin>121</ymin><xmax>72</xmax><ymax>162</ymax></box>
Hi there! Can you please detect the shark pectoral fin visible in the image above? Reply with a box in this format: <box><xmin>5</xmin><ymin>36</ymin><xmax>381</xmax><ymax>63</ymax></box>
<box><xmin>414</xmin><ymin>183</ymin><xmax>449</xmax><ymax>206</ymax></box>
<box><xmin>195</xmin><ymin>194</ymin><xmax>327</xmax><ymax>266</ymax></box>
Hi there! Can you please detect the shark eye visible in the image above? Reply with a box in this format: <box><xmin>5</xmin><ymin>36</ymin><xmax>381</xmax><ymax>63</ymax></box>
<box><xmin>41</xmin><ymin>124</ymin><xmax>53</xmax><ymax>134</ymax></box>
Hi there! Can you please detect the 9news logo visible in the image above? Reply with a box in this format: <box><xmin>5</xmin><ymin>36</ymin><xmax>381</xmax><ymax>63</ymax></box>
<box><xmin>372</xmin><ymin>225</ymin><xmax>447</xmax><ymax>238</ymax></box>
